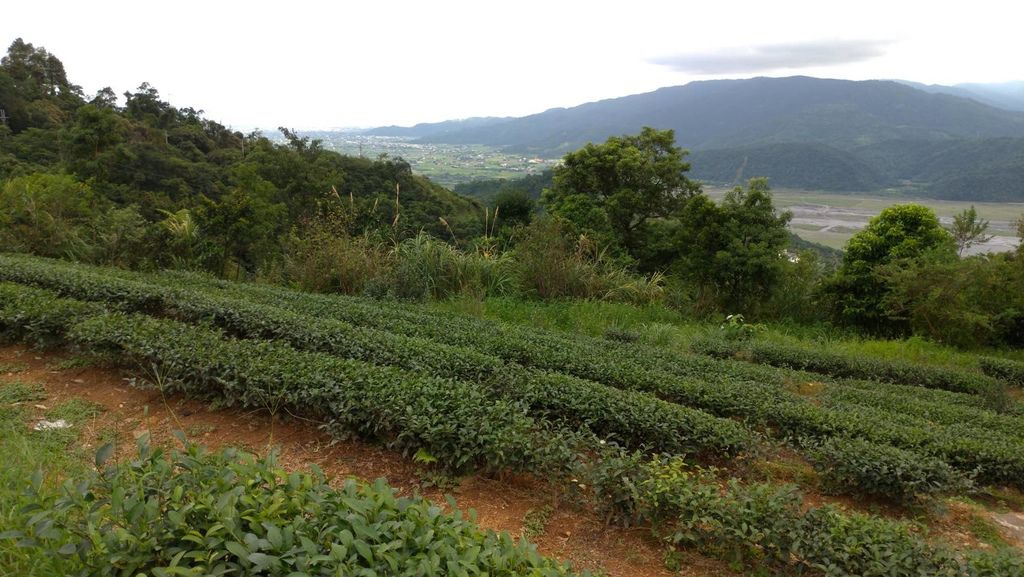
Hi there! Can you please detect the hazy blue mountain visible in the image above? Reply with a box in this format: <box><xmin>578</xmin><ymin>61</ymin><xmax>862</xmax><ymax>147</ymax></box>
<box><xmin>406</xmin><ymin>77</ymin><xmax>1024</xmax><ymax>154</ymax></box>
<box><xmin>366</xmin><ymin>77</ymin><xmax>1024</xmax><ymax>200</ymax></box>
<box><xmin>899</xmin><ymin>80</ymin><xmax>1024</xmax><ymax>112</ymax></box>
<box><xmin>363</xmin><ymin>117</ymin><xmax>510</xmax><ymax>138</ymax></box>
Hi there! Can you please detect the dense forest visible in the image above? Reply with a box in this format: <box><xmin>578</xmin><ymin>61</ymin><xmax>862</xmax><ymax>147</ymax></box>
<box><xmin>0</xmin><ymin>38</ymin><xmax>483</xmax><ymax>272</ymax></box>
<box><xmin>2</xmin><ymin>38</ymin><xmax>1023</xmax><ymax>348</ymax></box>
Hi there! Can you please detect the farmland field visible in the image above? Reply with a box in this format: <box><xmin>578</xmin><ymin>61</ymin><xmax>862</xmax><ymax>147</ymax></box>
<box><xmin>707</xmin><ymin>187</ymin><xmax>1024</xmax><ymax>253</ymax></box>
<box><xmin>299</xmin><ymin>133</ymin><xmax>561</xmax><ymax>187</ymax></box>
<box><xmin>2</xmin><ymin>253</ymin><xmax>1024</xmax><ymax>576</ymax></box>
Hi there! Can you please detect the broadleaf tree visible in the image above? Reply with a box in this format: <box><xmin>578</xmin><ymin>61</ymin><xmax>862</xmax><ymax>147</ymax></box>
<box><xmin>950</xmin><ymin>205</ymin><xmax>992</xmax><ymax>256</ymax></box>
<box><xmin>542</xmin><ymin>127</ymin><xmax>700</xmax><ymax>268</ymax></box>
<box><xmin>823</xmin><ymin>204</ymin><xmax>954</xmax><ymax>333</ymax></box>
<box><xmin>673</xmin><ymin>178</ymin><xmax>791</xmax><ymax>313</ymax></box>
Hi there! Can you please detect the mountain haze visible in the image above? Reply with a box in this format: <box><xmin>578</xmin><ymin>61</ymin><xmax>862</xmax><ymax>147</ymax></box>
<box><xmin>386</xmin><ymin>77</ymin><xmax>1024</xmax><ymax>199</ymax></box>
<box><xmin>364</xmin><ymin>117</ymin><xmax>510</xmax><ymax>138</ymax></box>
<box><xmin>899</xmin><ymin>80</ymin><xmax>1024</xmax><ymax>112</ymax></box>
<box><xmin>408</xmin><ymin>77</ymin><xmax>1024</xmax><ymax>152</ymax></box>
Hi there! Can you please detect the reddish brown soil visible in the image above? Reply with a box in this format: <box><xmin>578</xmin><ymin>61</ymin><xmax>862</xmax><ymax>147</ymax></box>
<box><xmin>0</xmin><ymin>344</ymin><xmax>742</xmax><ymax>577</ymax></box>
<box><xmin>4</xmin><ymin>343</ymin><xmax>1019</xmax><ymax>574</ymax></box>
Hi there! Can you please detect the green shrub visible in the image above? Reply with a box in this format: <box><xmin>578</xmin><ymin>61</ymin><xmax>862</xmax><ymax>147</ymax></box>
<box><xmin>0</xmin><ymin>282</ymin><xmax>103</xmax><ymax>346</ymax></box>
<box><xmin>1</xmin><ymin>442</ymin><xmax>578</xmax><ymax>576</ymax></box>
<box><xmin>582</xmin><ymin>449</ymin><xmax>1023</xmax><ymax>577</ymax></box>
<box><xmin>4</xmin><ymin>255</ymin><xmax>1022</xmax><ymax>490</ymax></box>
<box><xmin>602</xmin><ymin>326</ymin><xmax>640</xmax><ymax>343</ymax></box>
<box><xmin>513</xmin><ymin>218</ymin><xmax>664</xmax><ymax>304</ymax></box>
<box><xmin>980</xmin><ymin>356</ymin><xmax>1024</xmax><ymax>387</ymax></box>
<box><xmin>69</xmin><ymin>312</ymin><xmax>540</xmax><ymax>475</ymax></box>
<box><xmin>690</xmin><ymin>336</ymin><xmax>1000</xmax><ymax>395</ymax></box>
<box><xmin>0</xmin><ymin>259</ymin><xmax>753</xmax><ymax>459</ymax></box>
<box><xmin>718</xmin><ymin>314</ymin><xmax>763</xmax><ymax>342</ymax></box>
<box><xmin>688</xmin><ymin>335</ymin><xmax>742</xmax><ymax>359</ymax></box>
<box><xmin>803</xmin><ymin>437</ymin><xmax>972</xmax><ymax>504</ymax></box>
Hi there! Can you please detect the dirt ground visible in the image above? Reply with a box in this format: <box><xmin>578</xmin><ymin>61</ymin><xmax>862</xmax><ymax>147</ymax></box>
<box><xmin>0</xmin><ymin>344</ymin><xmax>742</xmax><ymax>577</ymax></box>
<box><xmin>3</xmin><ymin>343</ymin><xmax>1021</xmax><ymax>575</ymax></box>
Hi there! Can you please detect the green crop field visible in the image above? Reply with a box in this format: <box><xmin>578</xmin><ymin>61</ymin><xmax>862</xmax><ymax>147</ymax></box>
<box><xmin>2</xmin><ymin>253</ymin><xmax>1023</xmax><ymax>576</ymax></box>
<box><xmin>308</xmin><ymin>134</ymin><xmax>561</xmax><ymax>188</ymax></box>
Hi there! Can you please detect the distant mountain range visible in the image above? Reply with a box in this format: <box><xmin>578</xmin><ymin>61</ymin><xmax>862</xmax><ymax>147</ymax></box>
<box><xmin>897</xmin><ymin>80</ymin><xmax>1024</xmax><ymax>112</ymax></box>
<box><xmin>364</xmin><ymin>117</ymin><xmax>511</xmax><ymax>138</ymax></box>
<box><xmin>362</xmin><ymin>77</ymin><xmax>1024</xmax><ymax>201</ymax></box>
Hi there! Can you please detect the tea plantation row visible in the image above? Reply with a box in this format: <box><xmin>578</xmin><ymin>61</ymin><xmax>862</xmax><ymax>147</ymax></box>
<box><xmin>2</xmin><ymin>254</ymin><xmax>1023</xmax><ymax>491</ymax></box>
<box><xmin>3</xmin><ymin>256</ymin><xmax>1024</xmax><ymax>576</ymax></box>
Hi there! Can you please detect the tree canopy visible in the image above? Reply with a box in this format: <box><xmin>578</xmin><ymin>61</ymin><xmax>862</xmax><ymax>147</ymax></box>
<box><xmin>542</xmin><ymin>127</ymin><xmax>700</xmax><ymax>266</ymax></box>
<box><xmin>951</xmin><ymin>205</ymin><xmax>992</xmax><ymax>256</ymax></box>
<box><xmin>0</xmin><ymin>39</ymin><xmax>483</xmax><ymax>275</ymax></box>
<box><xmin>824</xmin><ymin>204</ymin><xmax>954</xmax><ymax>332</ymax></box>
<box><xmin>674</xmin><ymin>178</ymin><xmax>792</xmax><ymax>312</ymax></box>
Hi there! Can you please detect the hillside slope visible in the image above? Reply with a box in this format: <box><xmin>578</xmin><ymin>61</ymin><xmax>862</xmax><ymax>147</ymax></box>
<box><xmin>414</xmin><ymin>77</ymin><xmax>1024</xmax><ymax>154</ymax></box>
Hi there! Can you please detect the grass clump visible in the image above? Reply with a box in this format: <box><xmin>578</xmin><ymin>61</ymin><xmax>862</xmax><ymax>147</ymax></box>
<box><xmin>0</xmin><ymin>362</ymin><xmax>27</xmax><ymax>374</ymax></box>
<box><xmin>523</xmin><ymin>505</ymin><xmax>555</xmax><ymax>540</ymax></box>
<box><xmin>0</xmin><ymin>381</ymin><xmax>45</xmax><ymax>405</ymax></box>
<box><xmin>47</xmin><ymin>398</ymin><xmax>105</xmax><ymax>425</ymax></box>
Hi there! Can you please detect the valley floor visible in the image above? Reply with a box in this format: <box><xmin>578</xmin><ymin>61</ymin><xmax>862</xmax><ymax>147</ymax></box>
<box><xmin>705</xmin><ymin>188</ymin><xmax>1024</xmax><ymax>253</ymax></box>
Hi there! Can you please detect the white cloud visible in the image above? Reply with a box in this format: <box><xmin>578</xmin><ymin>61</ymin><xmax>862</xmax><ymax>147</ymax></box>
<box><xmin>1</xmin><ymin>0</ymin><xmax>1019</xmax><ymax>128</ymax></box>
<box><xmin>650</xmin><ymin>39</ymin><xmax>892</xmax><ymax>75</ymax></box>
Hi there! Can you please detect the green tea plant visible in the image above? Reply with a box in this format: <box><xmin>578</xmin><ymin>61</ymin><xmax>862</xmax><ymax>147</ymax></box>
<box><xmin>802</xmin><ymin>437</ymin><xmax>973</xmax><ymax>504</ymax></box>
<box><xmin>580</xmin><ymin>448</ymin><xmax>1024</xmax><ymax>577</ymax></box>
<box><xmin>3</xmin><ymin>255</ymin><xmax>1023</xmax><ymax>491</ymax></box>
<box><xmin>980</xmin><ymin>356</ymin><xmax>1024</xmax><ymax>387</ymax></box>
<box><xmin>1</xmin><ymin>441</ymin><xmax>580</xmax><ymax>576</ymax></box>
<box><xmin>690</xmin><ymin>336</ymin><xmax>1000</xmax><ymax>395</ymax></box>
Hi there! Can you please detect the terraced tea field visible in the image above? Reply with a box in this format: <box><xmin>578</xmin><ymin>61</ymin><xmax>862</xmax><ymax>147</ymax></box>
<box><xmin>2</xmin><ymin>253</ymin><xmax>1023</xmax><ymax>576</ymax></box>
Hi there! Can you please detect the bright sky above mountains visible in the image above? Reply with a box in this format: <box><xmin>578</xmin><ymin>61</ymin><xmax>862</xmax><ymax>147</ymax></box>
<box><xmin>3</xmin><ymin>0</ymin><xmax>1019</xmax><ymax>129</ymax></box>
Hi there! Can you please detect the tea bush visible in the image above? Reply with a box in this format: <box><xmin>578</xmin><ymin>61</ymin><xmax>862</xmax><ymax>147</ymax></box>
<box><xmin>0</xmin><ymin>442</ymin><xmax>579</xmax><ymax>576</ymax></box>
<box><xmin>3</xmin><ymin>255</ymin><xmax>1022</xmax><ymax>489</ymax></box>
<box><xmin>690</xmin><ymin>336</ymin><xmax>999</xmax><ymax>395</ymax></box>
<box><xmin>0</xmin><ymin>255</ymin><xmax>755</xmax><ymax>457</ymax></box>
<box><xmin>803</xmin><ymin>437</ymin><xmax>973</xmax><ymax>504</ymax></box>
<box><xmin>583</xmin><ymin>449</ymin><xmax>1024</xmax><ymax>577</ymax></box>
<box><xmin>980</xmin><ymin>356</ymin><xmax>1024</xmax><ymax>387</ymax></box>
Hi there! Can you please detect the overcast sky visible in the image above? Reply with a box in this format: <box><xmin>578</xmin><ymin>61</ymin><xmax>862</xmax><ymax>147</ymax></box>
<box><xmin>3</xmin><ymin>1</ymin><xmax>1020</xmax><ymax>130</ymax></box>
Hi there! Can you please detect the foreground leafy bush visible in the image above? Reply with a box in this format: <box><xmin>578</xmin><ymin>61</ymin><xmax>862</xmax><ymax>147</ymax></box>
<box><xmin>1</xmin><ymin>442</ymin><xmax>578</xmax><ymax>576</ymax></box>
<box><xmin>803</xmin><ymin>437</ymin><xmax>973</xmax><ymax>504</ymax></box>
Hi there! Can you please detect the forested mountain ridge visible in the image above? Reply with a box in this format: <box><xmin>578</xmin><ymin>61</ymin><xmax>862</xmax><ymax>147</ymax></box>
<box><xmin>363</xmin><ymin>117</ymin><xmax>511</xmax><ymax>138</ymax></box>
<box><xmin>899</xmin><ymin>80</ymin><xmax>1024</xmax><ymax>112</ymax></box>
<box><xmin>406</xmin><ymin>77</ymin><xmax>1024</xmax><ymax>152</ymax></box>
<box><xmin>382</xmin><ymin>76</ymin><xmax>1024</xmax><ymax>199</ymax></box>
